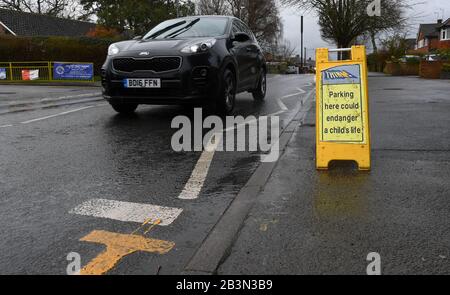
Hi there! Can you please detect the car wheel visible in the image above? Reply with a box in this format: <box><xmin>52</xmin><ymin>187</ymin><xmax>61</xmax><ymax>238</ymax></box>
<box><xmin>216</xmin><ymin>69</ymin><xmax>236</xmax><ymax>115</ymax></box>
<box><xmin>110</xmin><ymin>102</ymin><xmax>138</xmax><ymax>114</ymax></box>
<box><xmin>252</xmin><ymin>69</ymin><xmax>266</xmax><ymax>101</ymax></box>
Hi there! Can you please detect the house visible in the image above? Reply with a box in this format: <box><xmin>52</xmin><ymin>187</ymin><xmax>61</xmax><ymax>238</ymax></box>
<box><xmin>415</xmin><ymin>19</ymin><xmax>450</xmax><ymax>53</ymax></box>
<box><xmin>0</xmin><ymin>8</ymin><xmax>96</xmax><ymax>37</ymax></box>
<box><xmin>437</xmin><ymin>18</ymin><xmax>450</xmax><ymax>50</ymax></box>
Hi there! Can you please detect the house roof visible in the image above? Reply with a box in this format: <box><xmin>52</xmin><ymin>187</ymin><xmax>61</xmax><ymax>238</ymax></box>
<box><xmin>418</xmin><ymin>23</ymin><xmax>440</xmax><ymax>38</ymax></box>
<box><xmin>438</xmin><ymin>18</ymin><xmax>450</xmax><ymax>29</ymax></box>
<box><xmin>0</xmin><ymin>9</ymin><xmax>96</xmax><ymax>37</ymax></box>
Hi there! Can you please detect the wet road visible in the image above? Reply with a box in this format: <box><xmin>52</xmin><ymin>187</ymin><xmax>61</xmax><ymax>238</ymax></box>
<box><xmin>0</xmin><ymin>74</ymin><xmax>314</xmax><ymax>274</ymax></box>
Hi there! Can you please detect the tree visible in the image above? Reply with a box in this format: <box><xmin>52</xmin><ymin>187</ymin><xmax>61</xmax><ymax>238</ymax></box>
<box><xmin>86</xmin><ymin>25</ymin><xmax>120</xmax><ymax>38</ymax></box>
<box><xmin>0</xmin><ymin>0</ymin><xmax>85</xmax><ymax>18</ymax></box>
<box><xmin>380</xmin><ymin>33</ymin><xmax>410</xmax><ymax>60</ymax></box>
<box><xmin>197</xmin><ymin>0</ymin><xmax>228</xmax><ymax>15</ymax></box>
<box><xmin>277</xmin><ymin>39</ymin><xmax>297</xmax><ymax>61</ymax></box>
<box><xmin>282</xmin><ymin>0</ymin><xmax>412</xmax><ymax>56</ymax></box>
<box><xmin>80</xmin><ymin>0</ymin><xmax>195</xmax><ymax>35</ymax></box>
<box><xmin>244</xmin><ymin>0</ymin><xmax>281</xmax><ymax>50</ymax></box>
<box><xmin>197</xmin><ymin>0</ymin><xmax>282</xmax><ymax>52</ymax></box>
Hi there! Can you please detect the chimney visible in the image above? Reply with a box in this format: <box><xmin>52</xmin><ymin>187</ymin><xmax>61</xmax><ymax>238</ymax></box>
<box><xmin>437</xmin><ymin>19</ymin><xmax>443</xmax><ymax>24</ymax></box>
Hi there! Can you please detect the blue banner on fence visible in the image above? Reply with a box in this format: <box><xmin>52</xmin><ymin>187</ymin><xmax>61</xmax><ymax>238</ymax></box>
<box><xmin>0</xmin><ymin>68</ymin><xmax>6</xmax><ymax>80</ymax></box>
<box><xmin>53</xmin><ymin>63</ymin><xmax>93</xmax><ymax>80</ymax></box>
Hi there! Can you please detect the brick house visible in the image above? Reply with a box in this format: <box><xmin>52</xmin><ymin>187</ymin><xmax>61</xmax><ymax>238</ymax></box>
<box><xmin>0</xmin><ymin>8</ymin><xmax>95</xmax><ymax>37</ymax></box>
<box><xmin>415</xmin><ymin>19</ymin><xmax>450</xmax><ymax>53</ymax></box>
<box><xmin>437</xmin><ymin>18</ymin><xmax>450</xmax><ymax>50</ymax></box>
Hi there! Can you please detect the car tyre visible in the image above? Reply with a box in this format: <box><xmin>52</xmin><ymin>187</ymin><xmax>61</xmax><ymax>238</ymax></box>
<box><xmin>110</xmin><ymin>102</ymin><xmax>138</xmax><ymax>114</ymax></box>
<box><xmin>252</xmin><ymin>69</ymin><xmax>267</xmax><ymax>101</ymax></box>
<box><xmin>212</xmin><ymin>68</ymin><xmax>236</xmax><ymax>116</ymax></box>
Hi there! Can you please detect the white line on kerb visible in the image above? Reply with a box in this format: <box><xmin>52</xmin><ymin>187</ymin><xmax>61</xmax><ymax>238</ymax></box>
<box><xmin>20</xmin><ymin>106</ymin><xmax>95</xmax><ymax>124</ymax></box>
<box><xmin>69</xmin><ymin>199</ymin><xmax>183</xmax><ymax>226</ymax></box>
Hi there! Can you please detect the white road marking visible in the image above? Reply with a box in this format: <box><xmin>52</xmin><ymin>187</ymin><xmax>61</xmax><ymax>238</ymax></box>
<box><xmin>276</xmin><ymin>97</ymin><xmax>289</xmax><ymax>111</ymax></box>
<box><xmin>279</xmin><ymin>92</ymin><xmax>301</xmax><ymax>100</ymax></box>
<box><xmin>0</xmin><ymin>124</ymin><xmax>13</xmax><ymax>128</ymax></box>
<box><xmin>296</xmin><ymin>87</ymin><xmax>307</xmax><ymax>94</ymax></box>
<box><xmin>69</xmin><ymin>199</ymin><xmax>183</xmax><ymax>226</ymax></box>
<box><xmin>178</xmin><ymin>134</ymin><xmax>221</xmax><ymax>200</ymax></box>
<box><xmin>20</xmin><ymin>106</ymin><xmax>95</xmax><ymax>124</ymax></box>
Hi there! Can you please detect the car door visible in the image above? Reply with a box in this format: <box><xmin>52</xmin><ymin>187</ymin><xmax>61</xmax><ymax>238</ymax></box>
<box><xmin>239</xmin><ymin>21</ymin><xmax>261</xmax><ymax>88</ymax></box>
<box><xmin>230</xmin><ymin>20</ymin><xmax>253</xmax><ymax>90</ymax></box>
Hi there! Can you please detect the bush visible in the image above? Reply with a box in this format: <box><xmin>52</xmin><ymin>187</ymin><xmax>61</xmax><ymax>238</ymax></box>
<box><xmin>0</xmin><ymin>35</ymin><xmax>121</xmax><ymax>75</ymax></box>
<box><xmin>267</xmin><ymin>62</ymin><xmax>288</xmax><ymax>74</ymax></box>
<box><xmin>438</xmin><ymin>49</ymin><xmax>450</xmax><ymax>61</ymax></box>
<box><xmin>367</xmin><ymin>52</ymin><xmax>390</xmax><ymax>72</ymax></box>
<box><xmin>442</xmin><ymin>63</ymin><xmax>450</xmax><ymax>73</ymax></box>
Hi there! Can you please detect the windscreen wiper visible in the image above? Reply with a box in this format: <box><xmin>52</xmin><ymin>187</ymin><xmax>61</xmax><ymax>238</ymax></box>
<box><xmin>166</xmin><ymin>18</ymin><xmax>201</xmax><ymax>39</ymax></box>
<box><xmin>144</xmin><ymin>20</ymin><xmax>187</xmax><ymax>40</ymax></box>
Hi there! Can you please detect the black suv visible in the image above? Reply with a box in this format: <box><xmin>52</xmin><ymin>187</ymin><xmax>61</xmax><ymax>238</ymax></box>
<box><xmin>101</xmin><ymin>16</ymin><xmax>267</xmax><ymax>115</ymax></box>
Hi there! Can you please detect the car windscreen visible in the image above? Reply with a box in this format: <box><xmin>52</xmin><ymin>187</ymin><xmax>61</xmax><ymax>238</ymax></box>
<box><xmin>143</xmin><ymin>18</ymin><xmax>229</xmax><ymax>40</ymax></box>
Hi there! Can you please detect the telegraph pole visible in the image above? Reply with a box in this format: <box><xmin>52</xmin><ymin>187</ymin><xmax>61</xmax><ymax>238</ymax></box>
<box><xmin>300</xmin><ymin>16</ymin><xmax>304</xmax><ymax>74</ymax></box>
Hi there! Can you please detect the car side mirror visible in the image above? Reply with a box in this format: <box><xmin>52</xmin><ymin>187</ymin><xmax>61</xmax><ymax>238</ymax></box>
<box><xmin>232</xmin><ymin>32</ymin><xmax>250</xmax><ymax>43</ymax></box>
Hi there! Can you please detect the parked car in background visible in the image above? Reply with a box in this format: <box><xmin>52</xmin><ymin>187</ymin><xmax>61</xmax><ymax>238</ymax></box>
<box><xmin>399</xmin><ymin>55</ymin><xmax>421</xmax><ymax>63</ymax></box>
<box><xmin>101</xmin><ymin>15</ymin><xmax>267</xmax><ymax>115</ymax></box>
<box><xmin>424</xmin><ymin>54</ymin><xmax>440</xmax><ymax>61</ymax></box>
<box><xmin>286</xmin><ymin>65</ymin><xmax>298</xmax><ymax>74</ymax></box>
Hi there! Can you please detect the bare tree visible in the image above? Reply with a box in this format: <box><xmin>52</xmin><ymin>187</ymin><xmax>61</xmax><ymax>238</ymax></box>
<box><xmin>281</xmin><ymin>0</ymin><xmax>415</xmax><ymax>55</ymax></box>
<box><xmin>277</xmin><ymin>39</ymin><xmax>297</xmax><ymax>61</ymax></box>
<box><xmin>195</xmin><ymin>0</ymin><xmax>282</xmax><ymax>51</ymax></box>
<box><xmin>228</xmin><ymin>0</ymin><xmax>282</xmax><ymax>51</ymax></box>
<box><xmin>197</xmin><ymin>0</ymin><xmax>229</xmax><ymax>15</ymax></box>
<box><xmin>0</xmin><ymin>0</ymin><xmax>86</xmax><ymax>19</ymax></box>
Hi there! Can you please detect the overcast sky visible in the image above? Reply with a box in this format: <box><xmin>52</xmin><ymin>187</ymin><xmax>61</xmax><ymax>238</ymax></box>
<box><xmin>279</xmin><ymin>0</ymin><xmax>448</xmax><ymax>59</ymax></box>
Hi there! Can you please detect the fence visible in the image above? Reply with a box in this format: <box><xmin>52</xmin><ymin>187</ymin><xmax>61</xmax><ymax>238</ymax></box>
<box><xmin>0</xmin><ymin>62</ymin><xmax>95</xmax><ymax>83</ymax></box>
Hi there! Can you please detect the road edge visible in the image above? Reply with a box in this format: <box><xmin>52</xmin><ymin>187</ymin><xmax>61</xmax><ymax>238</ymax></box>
<box><xmin>184</xmin><ymin>89</ymin><xmax>315</xmax><ymax>275</ymax></box>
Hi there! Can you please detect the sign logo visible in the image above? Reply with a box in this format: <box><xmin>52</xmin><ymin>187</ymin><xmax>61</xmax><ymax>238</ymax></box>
<box><xmin>55</xmin><ymin>66</ymin><xmax>65</xmax><ymax>75</ymax></box>
<box><xmin>139</xmin><ymin>51</ymin><xmax>150</xmax><ymax>56</ymax></box>
<box><xmin>324</xmin><ymin>70</ymin><xmax>357</xmax><ymax>80</ymax></box>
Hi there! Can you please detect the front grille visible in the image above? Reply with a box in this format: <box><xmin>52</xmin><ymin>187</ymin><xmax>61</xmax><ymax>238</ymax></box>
<box><xmin>113</xmin><ymin>57</ymin><xmax>182</xmax><ymax>73</ymax></box>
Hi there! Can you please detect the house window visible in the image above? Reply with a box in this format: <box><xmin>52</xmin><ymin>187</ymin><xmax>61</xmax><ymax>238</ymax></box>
<box><xmin>442</xmin><ymin>28</ymin><xmax>450</xmax><ymax>41</ymax></box>
<box><xmin>418</xmin><ymin>39</ymin><xmax>425</xmax><ymax>48</ymax></box>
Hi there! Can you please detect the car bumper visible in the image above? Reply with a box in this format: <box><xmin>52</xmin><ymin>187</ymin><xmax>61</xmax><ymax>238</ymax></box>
<box><xmin>101</xmin><ymin>53</ymin><xmax>221</xmax><ymax>105</ymax></box>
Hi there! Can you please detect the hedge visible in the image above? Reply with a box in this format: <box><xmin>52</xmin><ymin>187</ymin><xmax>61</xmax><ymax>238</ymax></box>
<box><xmin>0</xmin><ymin>35</ymin><xmax>118</xmax><ymax>75</ymax></box>
<box><xmin>267</xmin><ymin>62</ymin><xmax>288</xmax><ymax>74</ymax></box>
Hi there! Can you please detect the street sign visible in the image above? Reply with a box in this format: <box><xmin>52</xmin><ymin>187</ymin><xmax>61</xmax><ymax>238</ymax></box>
<box><xmin>0</xmin><ymin>68</ymin><xmax>6</xmax><ymax>80</ymax></box>
<box><xmin>53</xmin><ymin>63</ymin><xmax>94</xmax><ymax>80</ymax></box>
<box><xmin>315</xmin><ymin>46</ymin><xmax>371</xmax><ymax>171</ymax></box>
<box><xmin>22</xmin><ymin>69</ymin><xmax>39</xmax><ymax>81</ymax></box>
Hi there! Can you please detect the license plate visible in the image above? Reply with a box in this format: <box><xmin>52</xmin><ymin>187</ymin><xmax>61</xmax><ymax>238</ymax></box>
<box><xmin>123</xmin><ymin>78</ymin><xmax>161</xmax><ymax>88</ymax></box>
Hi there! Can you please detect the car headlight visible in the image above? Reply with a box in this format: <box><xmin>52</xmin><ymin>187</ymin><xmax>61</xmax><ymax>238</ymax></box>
<box><xmin>181</xmin><ymin>39</ymin><xmax>217</xmax><ymax>54</ymax></box>
<box><xmin>108</xmin><ymin>44</ymin><xmax>120</xmax><ymax>56</ymax></box>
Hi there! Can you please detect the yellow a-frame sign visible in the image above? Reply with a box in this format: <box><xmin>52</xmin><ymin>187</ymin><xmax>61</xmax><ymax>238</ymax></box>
<box><xmin>315</xmin><ymin>46</ymin><xmax>371</xmax><ymax>171</ymax></box>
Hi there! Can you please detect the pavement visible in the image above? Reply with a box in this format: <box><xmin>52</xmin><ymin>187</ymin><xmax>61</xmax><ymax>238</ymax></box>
<box><xmin>0</xmin><ymin>74</ymin><xmax>448</xmax><ymax>275</ymax></box>
<box><xmin>217</xmin><ymin>75</ymin><xmax>450</xmax><ymax>275</ymax></box>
